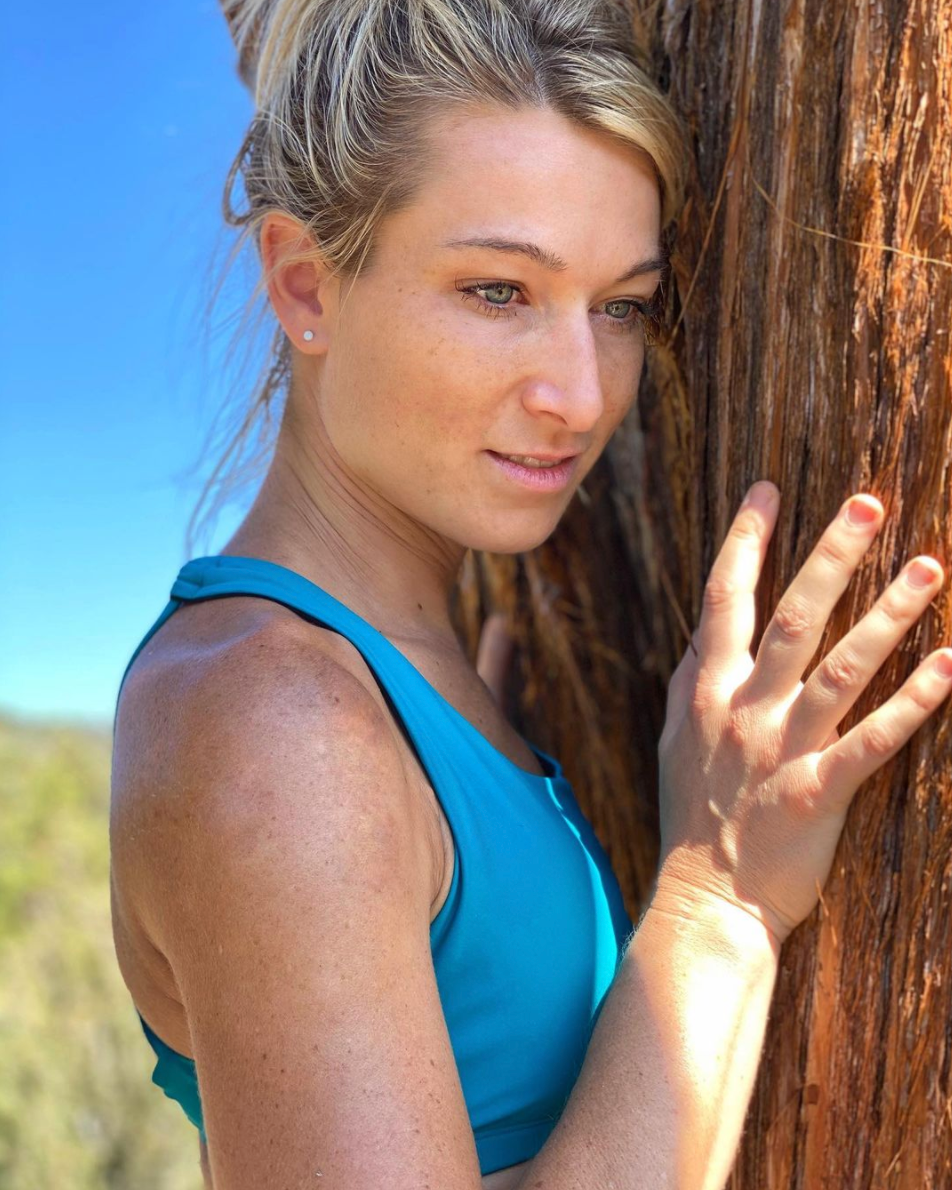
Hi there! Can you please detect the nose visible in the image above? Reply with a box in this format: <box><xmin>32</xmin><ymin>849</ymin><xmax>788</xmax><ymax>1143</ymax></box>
<box><xmin>521</xmin><ymin>317</ymin><xmax>607</xmax><ymax>430</ymax></box>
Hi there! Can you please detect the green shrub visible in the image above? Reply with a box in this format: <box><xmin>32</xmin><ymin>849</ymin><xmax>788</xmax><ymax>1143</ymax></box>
<box><xmin>0</xmin><ymin>714</ymin><xmax>201</xmax><ymax>1190</ymax></box>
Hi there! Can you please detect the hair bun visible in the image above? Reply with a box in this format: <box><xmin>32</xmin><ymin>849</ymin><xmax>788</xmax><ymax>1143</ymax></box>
<box><xmin>219</xmin><ymin>0</ymin><xmax>274</xmax><ymax>92</ymax></box>
<box><xmin>220</xmin><ymin>0</ymin><xmax>327</xmax><ymax>106</ymax></box>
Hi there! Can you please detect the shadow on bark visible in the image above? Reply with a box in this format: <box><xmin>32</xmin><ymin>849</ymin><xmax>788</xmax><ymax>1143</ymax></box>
<box><xmin>452</xmin><ymin>2</ymin><xmax>951</xmax><ymax>1185</ymax></box>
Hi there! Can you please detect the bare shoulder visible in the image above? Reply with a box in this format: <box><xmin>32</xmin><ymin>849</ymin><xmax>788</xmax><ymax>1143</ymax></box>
<box><xmin>111</xmin><ymin>600</ymin><xmax>490</xmax><ymax>1187</ymax></box>
<box><xmin>110</xmin><ymin>599</ymin><xmax>441</xmax><ymax>962</ymax></box>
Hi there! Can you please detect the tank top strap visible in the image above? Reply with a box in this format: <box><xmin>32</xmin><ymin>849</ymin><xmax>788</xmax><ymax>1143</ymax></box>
<box><xmin>164</xmin><ymin>555</ymin><xmax>564</xmax><ymax>794</ymax></box>
<box><xmin>115</xmin><ymin>552</ymin><xmax>635</xmax><ymax>1170</ymax></box>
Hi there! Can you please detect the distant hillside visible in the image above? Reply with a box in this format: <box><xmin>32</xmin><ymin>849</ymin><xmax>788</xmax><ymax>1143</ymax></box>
<box><xmin>0</xmin><ymin>712</ymin><xmax>202</xmax><ymax>1190</ymax></box>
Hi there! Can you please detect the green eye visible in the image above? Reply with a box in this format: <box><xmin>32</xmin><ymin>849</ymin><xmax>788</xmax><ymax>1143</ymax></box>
<box><xmin>455</xmin><ymin>279</ymin><xmax>660</xmax><ymax>336</ymax></box>
<box><xmin>479</xmin><ymin>283</ymin><xmax>516</xmax><ymax>305</ymax></box>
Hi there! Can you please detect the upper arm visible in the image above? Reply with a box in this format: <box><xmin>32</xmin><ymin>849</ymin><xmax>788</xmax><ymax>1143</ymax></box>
<box><xmin>120</xmin><ymin>630</ymin><xmax>482</xmax><ymax>1190</ymax></box>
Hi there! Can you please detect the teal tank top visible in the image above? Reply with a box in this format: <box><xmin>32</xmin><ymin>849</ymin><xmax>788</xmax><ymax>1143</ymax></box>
<box><xmin>115</xmin><ymin>555</ymin><xmax>633</xmax><ymax>1177</ymax></box>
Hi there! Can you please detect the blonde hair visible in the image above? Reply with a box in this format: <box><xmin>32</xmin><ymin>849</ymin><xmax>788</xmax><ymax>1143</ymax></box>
<box><xmin>188</xmin><ymin>0</ymin><xmax>690</xmax><ymax>550</ymax></box>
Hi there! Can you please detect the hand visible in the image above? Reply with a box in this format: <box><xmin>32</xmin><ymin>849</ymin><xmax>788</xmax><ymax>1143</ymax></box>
<box><xmin>476</xmin><ymin>612</ymin><xmax>517</xmax><ymax>721</ymax></box>
<box><xmin>655</xmin><ymin>481</ymin><xmax>951</xmax><ymax>949</ymax></box>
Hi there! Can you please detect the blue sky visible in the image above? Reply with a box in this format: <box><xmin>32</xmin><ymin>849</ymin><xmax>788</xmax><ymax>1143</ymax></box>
<box><xmin>1</xmin><ymin>2</ymin><xmax>266</xmax><ymax>725</ymax></box>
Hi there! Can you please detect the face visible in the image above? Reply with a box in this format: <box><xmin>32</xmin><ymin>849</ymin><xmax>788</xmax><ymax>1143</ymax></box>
<box><xmin>290</xmin><ymin>103</ymin><xmax>663</xmax><ymax>555</ymax></box>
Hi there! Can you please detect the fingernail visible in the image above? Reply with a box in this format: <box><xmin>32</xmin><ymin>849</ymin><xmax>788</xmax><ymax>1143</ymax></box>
<box><xmin>846</xmin><ymin>496</ymin><xmax>881</xmax><ymax>526</ymax></box>
<box><xmin>936</xmin><ymin>652</ymin><xmax>952</xmax><ymax>679</ymax></box>
<box><xmin>907</xmin><ymin>559</ymin><xmax>942</xmax><ymax>588</ymax></box>
<box><xmin>741</xmin><ymin>482</ymin><xmax>774</xmax><ymax>509</ymax></box>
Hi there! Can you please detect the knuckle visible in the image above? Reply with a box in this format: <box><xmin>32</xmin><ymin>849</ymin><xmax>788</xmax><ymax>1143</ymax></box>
<box><xmin>861</xmin><ymin>717</ymin><xmax>895</xmax><ymax>759</ymax></box>
<box><xmin>816</xmin><ymin>648</ymin><xmax>863</xmax><ymax>696</ymax></box>
<box><xmin>770</xmin><ymin>595</ymin><xmax>816</xmax><ymax>644</ymax></box>
<box><xmin>724</xmin><ymin>689</ymin><xmax>763</xmax><ymax>737</ymax></box>
<box><xmin>704</xmin><ymin>575</ymin><xmax>737</xmax><ymax>614</ymax></box>
<box><xmin>875</xmin><ymin>588</ymin><xmax>913</xmax><ymax>629</ymax></box>
<box><xmin>724</xmin><ymin>708</ymin><xmax>750</xmax><ymax>749</ymax></box>
<box><xmin>904</xmin><ymin>677</ymin><xmax>935</xmax><ymax>717</ymax></box>
<box><xmin>703</xmin><ymin>573</ymin><xmax>738</xmax><ymax>611</ymax></box>
<box><xmin>689</xmin><ymin>677</ymin><xmax>719</xmax><ymax>721</ymax></box>
<box><xmin>815</xmin><ymin>534</ymin><xmax>856</xmax><ymax>571</ymax></box>
<box><xmin>784</xmin><ymin>761</ymin><xmax>826</xmax><ymax>817</ymax></box>
<box><xmin>730</xmin><ymin>512</ymin><xmax>763</xmax><ymax>544</ymax></box>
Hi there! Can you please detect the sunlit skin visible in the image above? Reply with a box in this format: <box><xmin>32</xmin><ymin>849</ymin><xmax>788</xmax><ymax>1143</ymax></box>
<box><xmin>136</xmin><ymin>100</ymin><xmax>952</xmax><ymax>1190</ymax></box>
<box><xmin>224</xmin><ymin>102</ymin><xmax>664</xmax><ymax>650</ymax></box>
<box><xmin>189</xmin><ymin>106</ymin><xmax>665</xmax><ymax>1188</ymax></box>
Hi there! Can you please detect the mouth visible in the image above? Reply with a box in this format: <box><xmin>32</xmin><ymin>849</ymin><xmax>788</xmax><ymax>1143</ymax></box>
<box><xmin>490</xmin><ymin>449</ymin><xmax>582</xmax><ymax>464</ymax></box>
<box><xmin>484</xmin><ymin>450</ymin><xmax>581</xmax><ymax>492</ymax></box>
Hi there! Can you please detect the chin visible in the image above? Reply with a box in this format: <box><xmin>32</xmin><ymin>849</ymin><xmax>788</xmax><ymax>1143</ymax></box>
<box><xmin>460</xmin><ymin>513</ymin><xmax>570</xmax><ymax>556</ymax></box>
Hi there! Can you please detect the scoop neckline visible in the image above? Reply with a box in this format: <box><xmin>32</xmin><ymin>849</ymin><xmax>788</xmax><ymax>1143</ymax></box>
<box><xmin>176</xmin><ymin>554</ymin><xmax>563</xmax><ymax>786</ymax></box>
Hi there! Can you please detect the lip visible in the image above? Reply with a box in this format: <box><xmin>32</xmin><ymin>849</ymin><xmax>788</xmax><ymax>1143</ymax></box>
<box><xmin>484</xmin><ymin>450</ymin><xmax>580</xmax><ymax>492</ymax></box>
<box><xmin>493</xmin><ymin>449</ymin><xmax>581</xmax><ymax>462</ymax></box>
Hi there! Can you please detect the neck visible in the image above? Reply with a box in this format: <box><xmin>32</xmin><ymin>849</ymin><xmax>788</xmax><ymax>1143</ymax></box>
<box><xmin>219</xmin><ymin>405</ymin><xmax>468</xmax><ymax>646</ymax></box>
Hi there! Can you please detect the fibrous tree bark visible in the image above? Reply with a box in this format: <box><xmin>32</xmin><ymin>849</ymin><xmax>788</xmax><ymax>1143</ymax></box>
<box><xmin>454</xmin><ymin>1</ymin><xmax>952</xmax><ymax>1186</ymax></box>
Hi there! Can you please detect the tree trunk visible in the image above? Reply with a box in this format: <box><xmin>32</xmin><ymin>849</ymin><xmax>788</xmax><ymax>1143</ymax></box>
<box><xmin>453</xmin><ymin>1</ymin><xmax>952</xmax><ymax>1185</ymax></box>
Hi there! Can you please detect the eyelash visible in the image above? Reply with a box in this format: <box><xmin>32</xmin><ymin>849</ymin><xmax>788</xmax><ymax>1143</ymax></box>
<box><xmin>454</xmin><ymin>279</ymin><xmax>664</xmax><ymax>338</ymax></box>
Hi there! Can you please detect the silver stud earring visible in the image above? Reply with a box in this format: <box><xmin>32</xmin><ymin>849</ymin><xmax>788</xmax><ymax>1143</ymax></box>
<box><xmin>302</xmin><ymin>329</ymin><xmax>315</xmax><ymax>342</ymax></box>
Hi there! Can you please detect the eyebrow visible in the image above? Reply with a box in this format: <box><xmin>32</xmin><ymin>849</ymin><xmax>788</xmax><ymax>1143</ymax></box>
<box><xmin>440</xmin><ymin>236</ymin><xmax>669</xmax><ymax>284</ymax></box>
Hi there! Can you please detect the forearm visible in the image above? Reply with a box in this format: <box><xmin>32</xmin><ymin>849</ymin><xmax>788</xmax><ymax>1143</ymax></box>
<box><xmin>520</xmin><ymin>893</ymin><xmax>780</xmax><ymax>1190</ymax></box>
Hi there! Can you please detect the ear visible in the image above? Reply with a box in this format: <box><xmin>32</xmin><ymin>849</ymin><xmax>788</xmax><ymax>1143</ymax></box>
<box><xmin>259</xmin><ymin>212</ymin><xmax>334</xmax><ymax>353</ymax></box>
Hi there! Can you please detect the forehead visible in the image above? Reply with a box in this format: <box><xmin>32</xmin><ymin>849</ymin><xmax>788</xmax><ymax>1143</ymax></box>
<box><xmin>383</xmin><ymin>104</ymin><xmax>662</xmax><ymax>267</ymax></box>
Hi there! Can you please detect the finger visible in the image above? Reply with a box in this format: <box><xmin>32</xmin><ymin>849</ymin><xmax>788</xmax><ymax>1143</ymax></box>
<box><xmin>782</xmin><ymin>555</ymin><xmax>945</xmax><ymax>754</ymax></box>
<box><xmin>695</xmin><ymin>481</ymin><xmax>780</xmax><ymax>676</ymax></box>
<box><xmin>476</xmin><ymin>613</ymin><xmax>515</xmax><ymax>710</ymax></box>
<box><xmin>741</xmin><ymin>493</ymin><xmax>884</xmax><ymax>705</ymax></box>
<box><xmin>668</xmin><ymin>628</ymin><xmax>703</xmax><ymax>699</ymax></box>
<box><xmin>813</xmin><ymin>647</ymin><xmax>952</xmax><ymax>814</ymax></box>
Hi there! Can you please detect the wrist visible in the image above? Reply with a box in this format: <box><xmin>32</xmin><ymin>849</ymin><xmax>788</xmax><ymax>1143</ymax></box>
<box><xmin>647</xmin><ymin>876</ymin><xmax>784</xmax><ymax>970</ymax></box>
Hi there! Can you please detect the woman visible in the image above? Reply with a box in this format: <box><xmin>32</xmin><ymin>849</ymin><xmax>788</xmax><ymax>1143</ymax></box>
<box><xmin>109</xmin><ymin>2</ymin><xmax>951</xmax><ymax>1187</ymax></box>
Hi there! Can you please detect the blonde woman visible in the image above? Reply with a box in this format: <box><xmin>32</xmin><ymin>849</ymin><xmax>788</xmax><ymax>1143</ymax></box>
<box><xmin>109</xmin><ymin>2</ymin><xmax>951</xmax><ymax>1187</ymax></box>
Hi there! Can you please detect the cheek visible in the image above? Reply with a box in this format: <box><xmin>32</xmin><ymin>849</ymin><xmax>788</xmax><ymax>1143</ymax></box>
<box><xmin>332</xmin><ymin>301</ymin><xmax>433</xmax><ymax>428</ymax></box>
<box><xmin>386</xmin><ymin>321</ymin><xmax>486</xmax><ymax>441</ymax></box>
<box><xmin>601</xmin><ymin>348</ymin><xmax>643</xmax><ymax>426</ymax></box>
<box><xmin>362</xmin><ymin>288</ymin><xmax>462</xmax><ymax>385</ymax></box>
<box><xmin>350</xmin><ymin>339</ymin><xmax>477</xmax><ymax>462</ymax></box>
